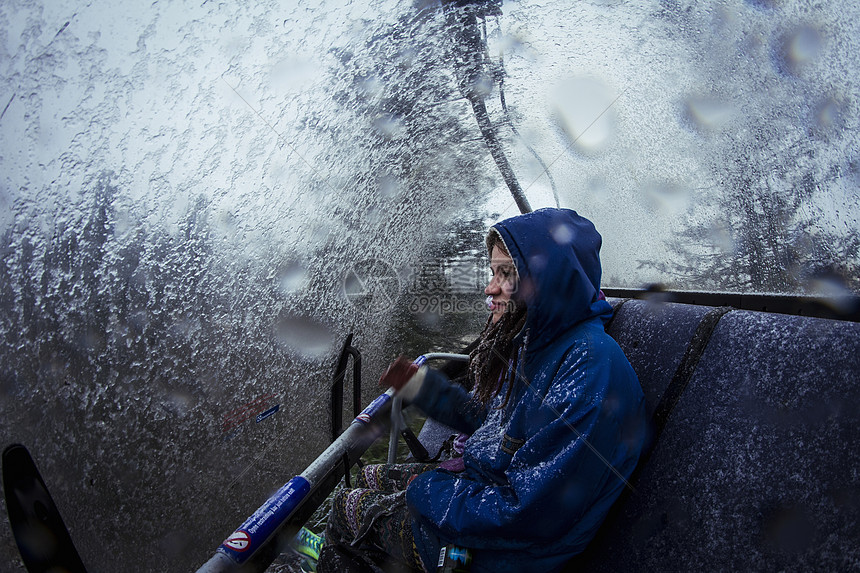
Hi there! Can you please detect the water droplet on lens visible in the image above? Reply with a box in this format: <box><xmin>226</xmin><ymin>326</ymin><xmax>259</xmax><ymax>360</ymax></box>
<box><xmin>491</xmin><ymin>33</ymin><xmax>528</xmax><ymax>57</ymax></box>
<box><xmin>708</xmin><ymin>222</ymin><xmax>736</xmax><ymax>253</ymax></box>
<box><xmin>416</xmin><ymin>310</ymin><xmax>440</xmax><ymax>330</ymax></box>
<box><xmin>308</xmin><ymin>222</ymin><xmax>332</xmax><ymax>248</ymax></box>
<box><xmin>529</xmin><ymin>254</ymin><xmax>548</xmax><ymax>272</ymax></box>
<box><xmin>468</xmin><ymin>72</ymin><xmax>494</xmax><ymax>98</ymax></box>
<box><xmin>277</xmin><ymin>261</ymin><xmax>307</xmax><ymax>294</ymax></box>
<box><xmin>644</xmin><ymin>181</ymin><xmax>690</xmax><ymax>215</ymax></box>
<box><xmin>216</xmin><ymin>210</ymin><xmax>237</xmax><ymax>235</ymax></box>
<box><xmin>274</xmin><ymin>314</ymin><xmax>334</xmax><ymax>360</ymax></box>
<box><xmin>550</xmin><ymin>224</ymin><xmax>574</xmax><ymax>245</ymax></box>
<box><xmin>776</xmin><ymin>25</ymin><xmax>822</xmax><ymax>75</ymax></box>
<box><xmin>365</xmin><ymin>204</ymin><xmax>383</xmax><ymax>226</ymax></box>
<box><xmin>813</xmin><ymin>96</ymin><xmax>847</xmax><ymax>139</ymax></box>
<box><xmin>378</xmin><ymin>174</ymin><xmax>400</xmax><ymax>199</ymax></box>
<box><xmin>360</xmin><ymin>76</ymin><xmax>383</xmax><ymax>100</ymax></box>
<box><xmin>164</xmin><ymin>391</ymin><xmax>195</xmax><ymax>418</ymax></box>
<box><xmin>271</xmin><ymin>57</ymin><xmax>318</xmax><ymax>94</ymax></box>
<box><xmin>552</xmin><ymin>77</ymin><xmax>616</xmax><ymax>154</ymax></box>
<box><xmin>805</xmin><ymin>275</ymin><xmax>858</xmax><ymax>315</ymax></box>
<box><xmin>685</xmin><ymin>95</ymin><xmax>734</xmax><ymax>131</ymax></box>
<box><xmin>788</xmin><ymin>26</ymin><xmax>821</xmax><ymax>65</ymax></box>
<box><xmin>587</xmin><ymin>176</ymin><xmax>609</xmax><ymax>197</ymax></box>
<box><xmin>373</xmin><ymin>114</ymin><xmax>403</xmax><ymax>139</ymax></box>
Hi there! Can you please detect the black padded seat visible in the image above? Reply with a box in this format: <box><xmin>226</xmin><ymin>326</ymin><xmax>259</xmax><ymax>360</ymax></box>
<box><xmin>605</xmin><ymin>299</ymin><xmax>712</xmax><ymax>419</ymax></box>
<box><xmin>577</xmin><ymin>309</ymin><xmax>860</xmax><ymax>571</ymax></box>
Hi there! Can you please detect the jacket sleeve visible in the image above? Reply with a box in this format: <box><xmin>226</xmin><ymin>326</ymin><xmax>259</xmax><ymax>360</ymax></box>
<box><xmin>402</xmin><ymin>366</ymin><xmax>485</xmax><ymax>436</ymax></box>
<box><xmin>406</xmin><ymin>336</ymin><xmax>645</xmax><ymax>550</ymax></box>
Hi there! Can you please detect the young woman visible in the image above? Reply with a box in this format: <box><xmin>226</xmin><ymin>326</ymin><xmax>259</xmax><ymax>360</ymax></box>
<box><xmin>320</xmin><ymin>208</ymin><xmax>647</xmax><ymax>572</ymax></box>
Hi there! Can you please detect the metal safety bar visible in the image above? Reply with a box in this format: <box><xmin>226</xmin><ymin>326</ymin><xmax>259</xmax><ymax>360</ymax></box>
<box><xmin>196</xmin><ymin>389</ymin><xmax>395</xmax><ymax>573</ymax></box>
<box><xmin>196</xmin><ymin>349</ymin><xmax>469</xmax><ymax>572</ymax></box>
<box><xmin>386</xmin><ymin>353</ymin><xmax>470</xmax><ymax>464</ymax></box>
<box><xmin>331</xmin><ymin>334</ymin><xmax>362</xmax><ymax>487</ymax></box>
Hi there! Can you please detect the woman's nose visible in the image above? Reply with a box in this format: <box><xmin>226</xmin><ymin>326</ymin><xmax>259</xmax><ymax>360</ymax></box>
<box><xmin>485</xmin><ymin>276</ymin><xmax>499</xmax><ymax>295</ymax></box>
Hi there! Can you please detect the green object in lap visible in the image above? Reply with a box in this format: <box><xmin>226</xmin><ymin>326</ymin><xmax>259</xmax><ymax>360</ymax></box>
<box><xmin>292</xmin><ymin>526</ymin><xmax>325</xmax><ymax>562</ymax></box>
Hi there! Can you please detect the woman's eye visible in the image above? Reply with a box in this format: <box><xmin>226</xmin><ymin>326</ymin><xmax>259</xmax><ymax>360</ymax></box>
<box><xmin>489</xmin><ymin>266</ymin><xmax>514</xmax><ymax>281</ymax></box>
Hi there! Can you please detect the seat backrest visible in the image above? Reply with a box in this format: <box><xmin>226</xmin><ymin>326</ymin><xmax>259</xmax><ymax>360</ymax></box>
<box><xmin>576</xmin><ymin>301</ymin><xmax>860</xmax><ymax>571</ymax></box>
<box><xmin>605</xmin><ymin>299</ymin><xmax>713</xmax><ymax>419</ymax></box>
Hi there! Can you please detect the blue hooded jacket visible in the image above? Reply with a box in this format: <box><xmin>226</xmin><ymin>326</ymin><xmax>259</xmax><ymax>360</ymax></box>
<box><xmin>405</xmin><ymin>208</ymin><xmax>647</xmax><ymax>572</ymax></box>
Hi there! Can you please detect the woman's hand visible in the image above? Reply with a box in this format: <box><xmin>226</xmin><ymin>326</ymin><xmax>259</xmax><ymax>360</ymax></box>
<box><xmin>379</xmin><ymin>355</ymin><xmax>418</xmax><ymax>392</ymax></box>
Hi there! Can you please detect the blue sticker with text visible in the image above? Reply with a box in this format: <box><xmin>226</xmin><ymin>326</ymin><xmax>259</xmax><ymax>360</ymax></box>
<box><xmin>256</xmin><ymin>404</ymin><xmax>279</xmax><ymax>423</ymax></box>
<box><xmin>218</xmin><ymin>475</ymin><xmax>311</xmax><ymax>564</ymax></box>
<box><xmin>353</xmin><ymin>393</ymin><xmax>390</xmax><ymax>424</ymax></box>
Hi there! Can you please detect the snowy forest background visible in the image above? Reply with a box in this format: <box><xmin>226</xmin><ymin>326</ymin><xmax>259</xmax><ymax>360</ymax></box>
<box><xmin>1</xmin><ymin>0</ymin><xmax>859</xmax><ymax>571</ymax></box>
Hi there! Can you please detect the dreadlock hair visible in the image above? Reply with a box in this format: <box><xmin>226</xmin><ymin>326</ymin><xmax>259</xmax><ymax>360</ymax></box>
<box><xmin>469</xmin><ymin>233</ymin><xmax>527</xmax><ymax>408</ymax></box>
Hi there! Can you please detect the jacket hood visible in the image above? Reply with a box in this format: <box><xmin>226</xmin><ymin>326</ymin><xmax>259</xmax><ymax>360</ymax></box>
<box><xmin>489</xmin><ymin>208</ymin><xmax>612</xmax><ymax>354</ymax></box>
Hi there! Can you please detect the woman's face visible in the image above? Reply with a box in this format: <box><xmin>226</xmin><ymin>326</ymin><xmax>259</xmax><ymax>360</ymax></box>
<box><xmin>485</xmin><ymin>245</ymin><xmax>517</xmax><ymax>324</ymax></box>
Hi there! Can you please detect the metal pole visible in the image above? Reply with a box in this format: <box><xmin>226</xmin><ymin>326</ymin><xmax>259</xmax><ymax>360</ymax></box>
<box><xmin>387</xmin><ymin>396</ymin><xmax>403</xmax><ymax>464</ymax></box>
<box><xmin>196</xmin><ymin>390</ymin><xmax>395</xmax><ymax>573</ymax></box>
<box><xmin>197</xmin><ymin>354</ymin><xmax>470</xmax><ymax>572</ymax></box>
<box><xmin>386</xmin><ymin>354</ymin><xmax>470</xmax><ymax>463</ymax></box>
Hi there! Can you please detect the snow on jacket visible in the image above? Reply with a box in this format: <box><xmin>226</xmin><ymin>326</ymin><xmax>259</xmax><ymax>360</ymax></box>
<box><xmin>403</xmin><ymin>208</ymin><xmax>647</xmax><ymax>572</ymax></box>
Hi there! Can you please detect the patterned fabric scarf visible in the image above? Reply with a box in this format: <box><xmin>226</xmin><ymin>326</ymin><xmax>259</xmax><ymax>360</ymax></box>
<box><xmin>469</xmin><ymin>304</ymin><xmax>528</xmax><ymax>407</ymax></box>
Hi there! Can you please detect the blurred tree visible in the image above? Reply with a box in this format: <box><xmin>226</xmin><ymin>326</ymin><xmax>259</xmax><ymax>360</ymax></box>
<box><xmin>640</xmin><ymin>127</ymin><xmax>860</xmax><ymax>293</ymax></box>
<box><xmin>639</xmin><ymin>2</ymin><xmax>860</xmax><ymax>294</ymax></box>
<box><xmin>288</xmin><ymin>1</ymin><xmax>502</xmax><ymax>360</ymax></box>
<box><xmin>302</xmin><ymin>1</ymin><xmax>496</xmax><ymax>254</ymax></box>
<box><xmin>383</xmin><ymin>208</ymin><xmax>491</xmax><ymax>358</ymax></box>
